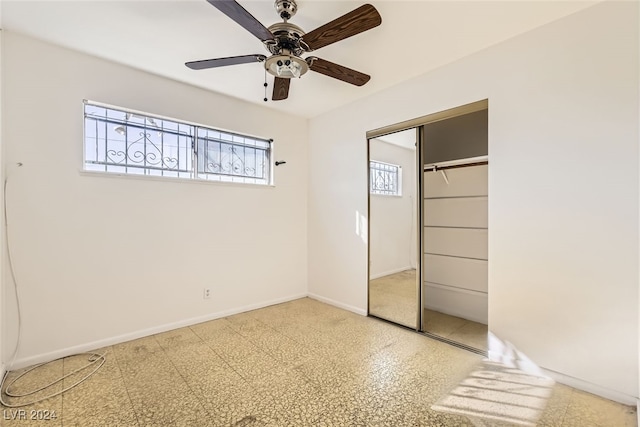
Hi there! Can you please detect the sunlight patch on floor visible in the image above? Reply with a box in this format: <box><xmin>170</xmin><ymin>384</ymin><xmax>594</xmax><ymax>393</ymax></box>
<box><xmin>433</xmin><ymin>359</ymin><xmax>554</xmax><ymax>426</ymax></box>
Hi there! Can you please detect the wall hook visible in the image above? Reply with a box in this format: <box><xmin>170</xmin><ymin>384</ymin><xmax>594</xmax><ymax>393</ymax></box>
<box><xmin>275</xmin><ymin>161</ymin><xmax>287</xmax><ymax>166</ymax></box>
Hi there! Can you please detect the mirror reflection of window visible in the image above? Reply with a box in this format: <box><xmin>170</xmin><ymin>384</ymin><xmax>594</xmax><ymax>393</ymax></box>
<box><xmin>368</xmin><ymin>129</ymin><xmax>418</xmax><ymax>329</ymax></box>
<box><xmin>369</xmin><ymin>160</ymin><xmax>401</xmax><ymax>196</ymax></box>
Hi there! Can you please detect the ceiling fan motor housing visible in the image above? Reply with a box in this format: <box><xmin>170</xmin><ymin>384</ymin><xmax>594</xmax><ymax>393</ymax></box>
<box><xmin>265</xmin><ymin>22</ymin><xmax>308</xmax><ymax>56</ymax></box>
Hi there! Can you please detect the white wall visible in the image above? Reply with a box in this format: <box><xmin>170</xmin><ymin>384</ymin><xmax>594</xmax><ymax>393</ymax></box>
<box><xmin>1</xmin><ymin>32</ymin><xmax>308</xmax><ymax>367</ymax></box>
<box><xmin>0</xmin><ymin>27</ymin><xmax>5</xmax><ymax>378</ymax></box>
<box><xmin>369</xmin><ymin>139</ymin><xmax>416</xmax><ymax>279</ymax></box>
<box><xmin>308</xmin><ymin>1</ymin><xmax>639</xmax><ymax>401</ymax></box>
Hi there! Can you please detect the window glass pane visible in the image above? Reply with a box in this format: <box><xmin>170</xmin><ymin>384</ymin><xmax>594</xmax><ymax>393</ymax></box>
<box><xmin>84</xmin><ymin>102</ymin><xmax>270</xmax><ymax>185</ymax></box>
<box><xmin>195</xmin><ymin>128</ymin><xmax>270</xmax><ymax>183</ymax></box>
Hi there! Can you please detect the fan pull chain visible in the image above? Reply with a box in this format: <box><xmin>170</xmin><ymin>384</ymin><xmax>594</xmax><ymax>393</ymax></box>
<box><xmin>263</xmin><ymin>69</ymin><xmax>268</xmax><ymax>102</ymax></box>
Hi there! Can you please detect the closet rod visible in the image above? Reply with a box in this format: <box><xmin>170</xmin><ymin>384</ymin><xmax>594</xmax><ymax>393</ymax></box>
<box><xmin>423</xmin><ymin>155</ymin><xmax>488</xmax><ymax>172</ymax></box>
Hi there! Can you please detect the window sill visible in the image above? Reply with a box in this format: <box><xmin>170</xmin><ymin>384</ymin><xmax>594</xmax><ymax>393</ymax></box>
<box><xmin>78</xmin><ymin>169</ymin><xmax>276</xmax><ymax>189</ymax></box>
<box><xmin>370</xmin><ymin>193</ymin><xmax>403</xmax><ymax>198</ymax></box>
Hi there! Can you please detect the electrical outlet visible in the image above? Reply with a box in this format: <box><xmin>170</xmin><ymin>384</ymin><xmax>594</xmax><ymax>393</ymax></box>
<box><xmin>203</xmin><ymin>288</ymin><xmax>211</xmax><ymax>299</ymax></box>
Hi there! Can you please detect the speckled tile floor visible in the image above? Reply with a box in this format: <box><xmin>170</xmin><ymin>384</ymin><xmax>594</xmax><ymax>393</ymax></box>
<box><xmin>370</xmin><ymin>270</ymin><xmax>489</xmax><ymax>351</ymax></box>
<box><xmin>369</xmin><ymin>269</ymin><xmax>419</xmax><ymax>328</ymax></box>
<box><xmin>424</xmin><ymin>309</ymin><xmax>488</xmax><ymax>352</ymax></box>
<box><xmin>1</xmin><ymin>298</ymin><xmax>636</xmax><ymax>426</ymax></box>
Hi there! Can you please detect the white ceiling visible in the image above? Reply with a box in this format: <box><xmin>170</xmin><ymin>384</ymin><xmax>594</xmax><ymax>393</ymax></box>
<box><xmin>1</xmin><ymin>0</ymin><xmax>598</xmax><ymax>118</ymax></box>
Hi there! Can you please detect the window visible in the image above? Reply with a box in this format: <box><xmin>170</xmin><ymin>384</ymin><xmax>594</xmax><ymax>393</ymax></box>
<box><xmin>83</xmin><ymin>101</ymin><xmax>271</xmax><ymax>185</ymax></box>
<box><xmin>369</xmin><ymin>160</ymin><xmax>401</xmax><ymax>196</ymax></box>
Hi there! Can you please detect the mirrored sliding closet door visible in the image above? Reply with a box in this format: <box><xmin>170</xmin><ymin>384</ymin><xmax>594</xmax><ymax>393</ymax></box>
<box><xmin>367</xmin><ymin>128</ymin><xmax>420</xmax><ymax>329</ymax></box>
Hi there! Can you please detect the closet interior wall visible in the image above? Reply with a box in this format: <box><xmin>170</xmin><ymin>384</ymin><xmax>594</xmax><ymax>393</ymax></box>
<box><xmin>423</xmin><ymin>164</ymin><xmax>488</xmax><ymax>324</ymax></box>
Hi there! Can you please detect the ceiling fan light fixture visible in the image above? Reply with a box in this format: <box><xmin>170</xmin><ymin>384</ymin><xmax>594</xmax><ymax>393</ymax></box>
<box><xmin>265</xmin><ymin>54</ymin><xmax>308</xmax><ymax>79</ymax></box>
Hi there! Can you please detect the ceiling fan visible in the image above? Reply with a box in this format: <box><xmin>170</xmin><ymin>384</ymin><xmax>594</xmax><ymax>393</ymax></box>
<box><xmin>185</xmin><ymin>0</ymin><xmax>382</xmax><ymax>101</ymax></box>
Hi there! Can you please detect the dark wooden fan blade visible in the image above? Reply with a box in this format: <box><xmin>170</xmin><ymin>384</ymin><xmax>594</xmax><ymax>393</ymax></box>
<box><xmin>185</xmin><ymin>54</ymin><xmax>266</xmax><ymax>70</ymax></box>
<box><xmin>272</xmin><ymin>77</ymin><xmax>291</xmax><ymax>101</ymax></box>
<box><xmin>206</xmin><ymin>0</ymin><xmax>274</xmax><ymax>41</ymax></box>
<box><xmin>302</xmin><ymin>4</ymin><xmax>381</xmax><ymax>51</ymax></box>
<box><xmin>308</xmin><ymin>57</ymin><xmax>370</xmax><ymax>86</ymax></box>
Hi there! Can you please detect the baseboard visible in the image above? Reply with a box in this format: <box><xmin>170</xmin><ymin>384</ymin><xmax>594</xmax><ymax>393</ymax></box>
<box><xmin>540</xmin><ymin>367</ymin><xmax>636</xmax><ymax>406</ymax></box>
<box><xmin>369</xmin><ymin>266</ymin><xmax>414</xmax><ymax>280</ymax></box>
<box><xmin>9</xmin><ymin>292</ymin><xmax>307</xmax><ymax>370</ymax></box>
<box><xmin>487</xmin><ymin>342</ymin><xmax>637</xmax><ymax>406</ymax></box>
<box><xmin>307</xmin><ymin>293</ymin><xmax>367</xmax><ymax>316</ymax></box>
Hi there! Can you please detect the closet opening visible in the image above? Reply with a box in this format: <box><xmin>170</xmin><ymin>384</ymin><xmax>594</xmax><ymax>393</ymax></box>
<box><xmin>366</xmin><ymin>100</ymin><xmax>488</xmax><ymax>353</ymax></box>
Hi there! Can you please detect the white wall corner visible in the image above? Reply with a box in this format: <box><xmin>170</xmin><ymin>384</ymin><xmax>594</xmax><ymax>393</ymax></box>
<box><xmin>307</xmin><ymin>292</ymin><xmax>367</xmax><ymax>316</ymax></box>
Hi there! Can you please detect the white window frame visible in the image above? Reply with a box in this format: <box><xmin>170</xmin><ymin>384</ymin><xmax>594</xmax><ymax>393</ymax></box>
<box><xmin>83</xmin><ymin>100</ymin><xmax>273</xmax><ymax>186</ymax></box>
<box><xmin>369</xmin><ymin>160</ymin><xmax>402</xmax><ymax>196</ymax></box>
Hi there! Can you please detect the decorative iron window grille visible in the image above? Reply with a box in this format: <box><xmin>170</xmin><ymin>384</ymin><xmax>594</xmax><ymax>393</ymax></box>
<box><xmin>83</xmin><ymin>102</ymin><xmax>271</xmax><ymax>185</ymax></box>
<box><xmin>196</xmin><ymin>128</ymin><xmax>270</xmax><ymax>181</ymax></box>
<box><xmin>370</xmin><ymin>160</ymin><xmax>401</xmax><ymax>195</ymax></box>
